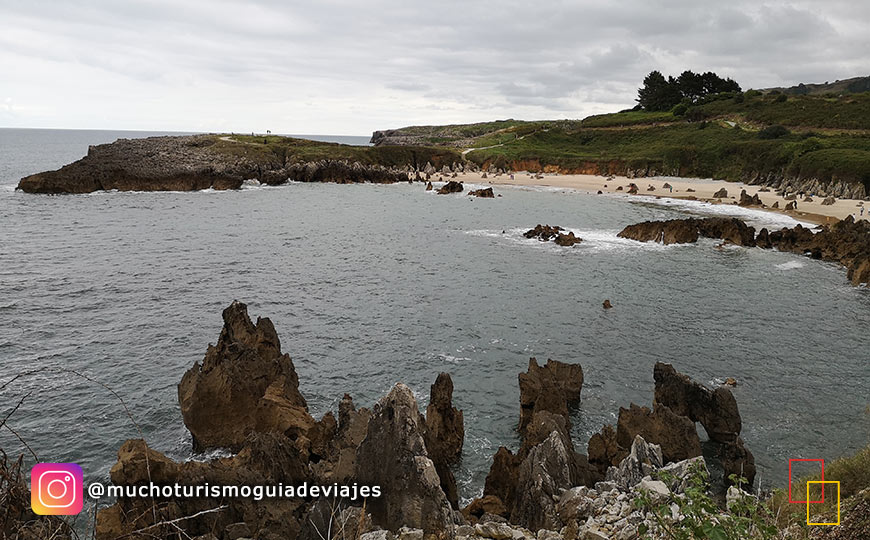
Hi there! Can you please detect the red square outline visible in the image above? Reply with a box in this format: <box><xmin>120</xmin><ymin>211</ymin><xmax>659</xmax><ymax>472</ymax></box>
<box><xmin>789</xmin><ymin>459</ymin><xmax>825</xmax><ymax>504</ymax></box>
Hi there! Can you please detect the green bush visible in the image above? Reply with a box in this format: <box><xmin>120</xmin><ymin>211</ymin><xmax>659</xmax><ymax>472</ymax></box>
<box><xmin>672</xmin><ymin>103</ymin><xmax>689</xmax><ymax>116</ymax></box>
<box><xmin>635</xmin><ymin>464</ymin><xmax>778</xmax><ymax>540</ymax></box>
<box><xmin>745</xmin><ymin>89</ymin><xmax>762</xmax><ymax>98</ymax></box>
<box><xmin>758</xmin><ymin>125</ymin><xmax>790</xmax><ymax>139</ymax></box>
<box><xmin>774</xmin><ymin>94</ymin><xmax>788</xmax><ymax>103</ymax></box>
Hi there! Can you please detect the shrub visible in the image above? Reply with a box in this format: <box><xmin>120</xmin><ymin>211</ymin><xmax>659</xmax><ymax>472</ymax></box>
<box><xmin>774</xmin><ymin>94</ymin><xmax>788</xmax><ymax>103</ymax></box>
<box><xmin>758</xmin><ymin>125</ymin><xmax>790</xmax><ymax>139</ymax></box>
<box><xmin>635</xmin><ymin>464</ymin><xmax>778</xmax><ymax>540</ymax></box>
<box><xmin>672</xmin><ymin>103</ymin><xmax>689</xmax><ymax>116</ymax></box>
<box><xmin>733</xmin><ymin>93</ymin><xmax>745</xmax><ymax>104</ymax></box>
<box><xmin>745</xmin><ymin>89</ymin><xmax>762</xmax><ymax>98</ymax></box>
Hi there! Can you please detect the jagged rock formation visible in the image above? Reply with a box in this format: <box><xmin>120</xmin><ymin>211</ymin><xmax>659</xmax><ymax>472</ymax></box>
<box><xmin>615</xmin><ymin>403</ymin><xmax>703</xmax><ymax>463</ymax></box>
<box><xmin>738</xmin><ymin>189</ymin><xmax>763</xmax><ymax>206</ymax></box>
<box><xmin>16</xmin><ymin>135</ymin><xmax>457</xmax><ymax>193</ymax></box>
<box><xmin>97</xmin><ymin>434</ymin><xmax>311</xmax><ymax>540</ymax></box>
<box><xmin>437</xmin><ymin>180</ymin><xmax>464</xmax><ymax>194</ymax></box>
<box><xmin>654</xmin><ymin>362</ymin><xmax>756</xmax><ymax>485</ymax></box>
<box><xmin>618</xmin><ymin>216</ymin><xmax>870</xmax><ymax>286</ymax></box>
<box><xmin>425</xmin><ymin>373</ymin><xmax>464</xmax><ymax>465</ymax></box>
<box><xmin>617</xmin><ymin>217</ymin><xmax>757</xmax><ymax>246</ymax></box>
<box><xmin>284</xmin><ymin>160</ymin><xmax>408</xmax><ymax>184</ymax></box>
<box><xmin>518</xmin><ymin>358</ymin><xmax>584</xmax><ymax>433</ymax></box>
<box><xmin>469</xmin><ymin>187</ymin><xmax>495</xmax><ymax>198</ymax></box>
<box><xmin>178</xmin><ymin>301</ymin><xmax>312</xmax><ymax>452</ymax></box>
<box><xmin>523</xmin><ymin>225</ymin><xmax>583</xmax><ymax>247</ymax></box>
<box><xmin>713</xmin><ymin>188</ymin><xmax>728</xmax><ymax>198</ymax></box>
<box><xmin>355</xmin><ymin>384</ymin><xmax>455</xmax><ymax>534</ymax></box>
<box><xmin>473</xmin><ymin>358</ymin><xmax>598</xmax><ymax>531</ymax></box>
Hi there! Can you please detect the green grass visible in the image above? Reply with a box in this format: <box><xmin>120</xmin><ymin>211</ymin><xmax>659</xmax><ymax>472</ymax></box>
<box><xmin>580</xmin><ymin>110</ymin><xmax>679</xmax><ymax>128</ymax></box>
<box><xmin>463</xmin><ymin>122</ymin><xmax>870</xmax><ymax>190</ymax></box>
<box><xmin>215</xmin><ymin>134</ymin><xmax>462</xmax><ymax>169</ymax></box>
<box><xmin>691</xmin><ymin>92</ymin><xmax>870</xmax><ymax>130</ymax></box>
<box><xmin>768</xmin><ymin>444</ymin><xmax>870</xmax><ymax>531</ymax></box>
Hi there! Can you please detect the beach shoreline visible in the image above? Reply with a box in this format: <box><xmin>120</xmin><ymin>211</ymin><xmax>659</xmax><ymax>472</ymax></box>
<box><xmin>446</xmin><ymin>170</ymin><xmax>868</xmax><ymax>226</ymax></box>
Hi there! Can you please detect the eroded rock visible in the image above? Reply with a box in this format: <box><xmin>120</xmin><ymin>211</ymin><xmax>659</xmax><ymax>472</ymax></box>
<box><xmin>178</xmin><ymin>301</ymin><xmax>311</xmax><ymax>451</ymax></box>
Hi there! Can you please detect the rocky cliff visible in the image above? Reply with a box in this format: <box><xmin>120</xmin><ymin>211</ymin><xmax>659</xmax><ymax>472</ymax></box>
<box><xmin>90</xmin><ymin>302</ymin><xmax>768</xmax><ymax>540</ymax></box>
<box><xmin>16</xmin><ymin>135</ymin><xmax>469</xmax><ymax>194</ymax></box>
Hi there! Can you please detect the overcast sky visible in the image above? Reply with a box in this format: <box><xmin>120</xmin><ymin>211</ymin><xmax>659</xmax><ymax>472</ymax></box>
<box><xmin>1</xmin><ymin>1</ymin><xmax>867</xmax><ymax>135</ymax></box>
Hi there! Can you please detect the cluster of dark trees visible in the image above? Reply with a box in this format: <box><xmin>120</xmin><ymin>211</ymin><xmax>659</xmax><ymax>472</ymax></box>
<box><xmin>637</xmin><ymin>70</ymin><xmax>741</xmax><ymax>111</ymax></box>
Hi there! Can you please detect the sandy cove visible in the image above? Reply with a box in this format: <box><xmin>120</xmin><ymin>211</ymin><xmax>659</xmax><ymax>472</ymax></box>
<box><xmin>444</xmin><ymin>171</ymin><xmax>868</xmax><ymax>226</ymax></box>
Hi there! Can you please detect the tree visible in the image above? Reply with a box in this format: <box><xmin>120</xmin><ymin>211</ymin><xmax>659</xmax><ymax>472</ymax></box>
<box><xmin>638</xmin><ymin>70</ymin><xmax>742</xmax><ymax>111</ymax></box>
<box><xmin>637</xmin><ymin>71</ymin><xmax>683</xmax><ymax>111</ymax></box>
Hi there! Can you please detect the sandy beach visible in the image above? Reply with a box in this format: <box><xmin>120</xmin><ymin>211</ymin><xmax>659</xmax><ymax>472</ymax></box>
<box><xmin>444</xmin><ymin>171</ymin><xmax>868</xmax><ymax>226</ymax></box>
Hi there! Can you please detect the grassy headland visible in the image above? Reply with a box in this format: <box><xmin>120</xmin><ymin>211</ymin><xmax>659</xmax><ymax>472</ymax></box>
<box><xmin>373</xmin><ymin>91</ymin><xmax>870</xmax><ymax>196</ymax></box>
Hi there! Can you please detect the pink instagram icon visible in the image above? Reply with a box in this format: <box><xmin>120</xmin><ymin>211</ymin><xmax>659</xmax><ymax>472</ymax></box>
<box><xmin>31</xmin><ymin>463</ymin><xmax>83</xmax><ymax>515</ymax></box>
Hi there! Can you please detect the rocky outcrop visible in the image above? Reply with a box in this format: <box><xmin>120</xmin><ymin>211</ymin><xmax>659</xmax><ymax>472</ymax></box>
<box><xmin>97</xmin><ymin>434</ymin><xmax>310</xmax><ymax>540</ymax></box>
<box><xmin>17</xmin><ymin>135</ymin><xmax>419</xmax><ymax>193</ymax></box>
<box><xmin>469</xmin><ymin>187</ymin><xmax>495</xmax><ymax>198</ymax></box>
<box><xmin>654</xmin><ymin>362</ymin><xmax>755</xmax><ymax>485</ymax></box>
<box><xmin>285</xmin><ymin>160</ymin><xmax>408</xmax><ymax>184</ymax></box>
<box><xmin>355</xmin><ymin>384</ymin><xmax>455</xmax><ymax>535</ymax></box>
<box><xmin>518</xmin><ymin>358</ymin><xmax>583</xmax><ymax>433</ymax></box>
<box><xmin>713</xmin><ymin>188</ymin><xmax>728</xmax><ymax>198</ymax></box>
<box><xmin>619</xmin><ymin>216</ymin><xmax>870</xmax><ymax>285</ymax></box>
<box><xmin>477</xmin><ymin>359</ymin><xmax>597</xmax><ymax>530</ymax></box>
<box><xmin>178</xmin><ymin>301</ymin><xmax>312</xmax><ymax>452</ymax></box>
<box><xmin>738</xmin><ymin>189</ymin><xmax>763</xmax><ymax>206</ymax></box>
<box><xmin>437</xmin><ymin>180</ymin><xmax>464</xmax><ymax>194</ymax></box>
<box><xmin>605</xmin><ymin>435</ymin><xmax>664</xmax><ymax>491</ymax></box>
<box><xmin>523</xmin><ymin>225</ymin><xmax>583</xmax><ymax>247</ymax></box>
<box><xmin>615</xmin><ymin>403</ymin><xmax>702</xmax><ymax>463</ymax></box>
<box><xmin>617</xmin><ymin>217</ymin><xmax>756</xmax><ymax>246</ymax></box>
<box><xmin>761</xmin><ymin>216</ymin><xmax>870</xmax><ymax>286</ymax></box>
<box><xmin>424</xmin><ymin>373</ymin><xmax>464</xmax><ymax>465</ymax></box>
<box><xmin>511</xmin><ymin>431</ymin><xmax>574</xmax><ymax>531</ymax></box>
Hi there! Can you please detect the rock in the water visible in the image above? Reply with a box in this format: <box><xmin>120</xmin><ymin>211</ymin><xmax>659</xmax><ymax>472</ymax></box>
<box><xmin>617</xmin><ymin>217</ymin><xmax>756</xmax><ymax>247</ymax></box>
<box><xmin>653</xmin><ymin>363</ymin><xmax>741</xmax><ymax>443</ymax></box>
<box><xmin>554</xmin><ymin>231</ymin><xmax>582</xmax><ymax>246</ymax></box>
<box><xmin>653</xmin><ymin>362</ymin><xmax>755</xmax><ymax>485</ymax></box>
<box><xmin>425</xmin><ymin>373</ymin><xmax>464</xmax><ymax>464</ymax></box>
<box><xmin>178</xmin><ymin>301</ymin><xmax>311</xmax><ymax>451</ymax></box>
<box><xmin>355</xmin><ymin>383</ymin><xmax>454</xmax><ymax>534</ymax></box>
<box><xmin>523</xmin><ymin>224</ymin><xmax>564</xmax><ymax>242</ymax></box>
<box><xmin>470</xmin><ymin>187</ymin><xmax>495</xmax><ymax>198</ymax></box>
<box><xmin>425</xmin><ymin>181</ymin><xmax>433</xmax><ymax>191</ymax></box>
<box><xmin>615</xmin><ymin>403</ymin><xmax>702</xmax><ymax>463</ymax></box>
<box><xmin>518</xmin><ymin>358</ymin><xmax>583</xmax><ymax>433</ymax></box>
<box><xmin>602</xmin><ymin>299</ymin><xmax>613</xmax><ymax>309</ymax></box>
<box><xmin>437</xmin><ymin>180</ymin><xmax>464</xmax><ymax>194</ymax></box>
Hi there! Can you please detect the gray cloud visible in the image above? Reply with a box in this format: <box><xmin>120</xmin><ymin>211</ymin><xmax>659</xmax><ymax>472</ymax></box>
<box><xmin>0</xmin><ymin>0</ymin><xmax>867</xmax><ymax>134</ymax></box>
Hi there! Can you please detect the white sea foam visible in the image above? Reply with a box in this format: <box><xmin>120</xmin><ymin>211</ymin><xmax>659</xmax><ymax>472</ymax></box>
<box><xmin>628</xmin><ymin>195</ymin><xmax>815</xmax><ymax>230</ymax></box>
<box><xmin>466</xmin><ymin>227</ymin><xmax>675</xmax><ymax>254</ymax></box>
<box><xmin>776</xmin><ymin>261</ymin><xmax>806</xmax><ymax>270</ymax></box>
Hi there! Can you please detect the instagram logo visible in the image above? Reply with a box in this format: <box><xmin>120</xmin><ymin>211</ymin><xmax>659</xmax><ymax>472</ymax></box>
<box><xmin>31</xmin><ymin>463</ymin><xmax>83</xmax><ymax>515</ymax></box>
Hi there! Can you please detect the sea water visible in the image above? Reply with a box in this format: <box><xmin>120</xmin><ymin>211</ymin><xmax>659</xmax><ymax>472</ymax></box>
<box><xmin>1</xmin><ymin>128</ymin><xmax>868</xmax><ymax>503</ymax></box>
